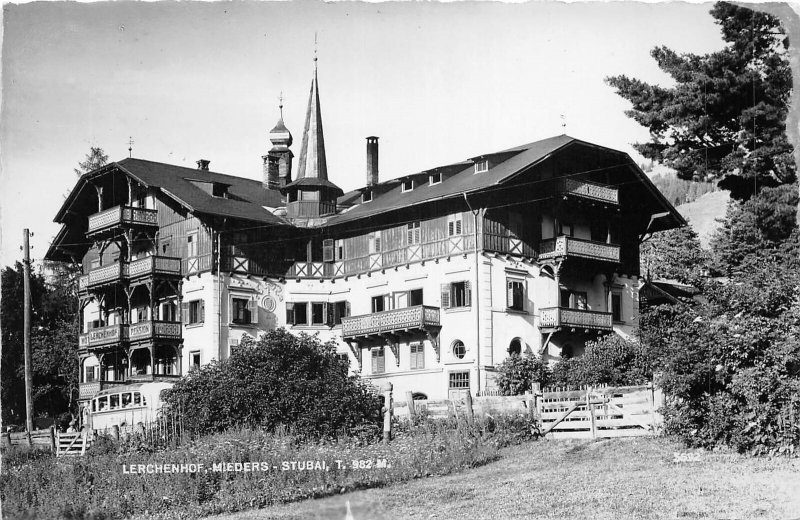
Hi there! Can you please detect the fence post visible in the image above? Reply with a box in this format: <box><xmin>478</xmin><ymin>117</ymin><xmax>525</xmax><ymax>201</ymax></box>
<box><xmin>405</xmin><ymin>391</ymin><xmax>416</xmax><ymax>421</ymax></box>
<box><xmin>532</xmin><ymin>382</ymin><xmax>542</xmax><ymax>420</ymax></box>
<box><xmin>525</xmin><ymin>391</ymin><xmax>534</xmax><ymax>420</ymax></box>
<box><xmin>49</xmin><ymin>426</ymin><xmax>56</xmax><ymax>453</ymax></box>
<box><xmin>382</xmin><ymin>382</ymin><xmax>393</xmax><ymax>444</ymax></box>
<box><xmin>648</xmin><ymin>382</ymin><xmax>657</xmax><ymax>433</ymax></box>
<box><xmin>586</xmin><ymin>387</ymin><xmax>596</xmax><ymax>439</ymax></box>
<box><xmin>465</xmin><ymin>391</ymin><xmax>475</xmax><ymax>425</ymax></box>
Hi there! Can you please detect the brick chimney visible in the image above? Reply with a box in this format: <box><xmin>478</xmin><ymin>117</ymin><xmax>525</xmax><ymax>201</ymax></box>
<box><xmin>366</xmin><ymin>136</ymin><xmax>379</xmax><ymax>187</ymax></box>
<box><xmin>196</xmin><ymin>159</ymin><xmax>210</xmax><ymax>171</ymax></box>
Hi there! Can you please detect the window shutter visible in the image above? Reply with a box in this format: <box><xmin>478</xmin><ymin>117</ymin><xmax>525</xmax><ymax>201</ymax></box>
<box><xmin>345</xmin><ymin>301</ymin><xmax>351</xmax><ymax>317</ymax></box>
<box><xmin>440</xmin><ymin>283</ymin><xmax>450</xmax><ymax>309</ymax></box>
<box><xmin>375</xmin><ymin>235</ymin><xmax>381</xmax><ymax>252</ymax></box>
<box><xmin>379</xmin><ymin>350</ymin><xmax>385</xmax><ymax>373</ymax></box>
<box><xmin>229</xmin><ymin>298</ymin><xmax>234</xmax><ymax>324</ymax></box>
<box><xmin>285</xmin><ymin>303</ymin><xmax>295</xmax><ymax>325</ymax></box>
<box><xmin>181</xmin><ymin>302</ymin><xmax>189</xmax><ymax>324</ymax></box>
<box><xmin>248</xmin><ymin>298</ymin><xmax>258</xmax><ymax>324</ymax></box>
<box><xmin>464</xmin><ymin>281</ymin><xmax>472</xmax><ymax>307</ymax></box>
<box><xmin>507</xmin><ymin>281</ymin><xmax>514</xmax><ymax>308</ymax></box>
<box><xmin>448</xmin><ymin>221</ymin><xmax>454</xmax><ymax>237</ymax></box>
<box><xmin>199</xmin><ymin>300</ymin><xmax>205</xmax><ymax>323</ymax></box>
<box><xmin>322</xmin><ymin>239</ymin><xmax>334</xmax><ymax>263</ymax></box>
<box><xmin>456</xmin><ymin>220</ymin><xmax>462</xmax><ymax>235</ymax></box>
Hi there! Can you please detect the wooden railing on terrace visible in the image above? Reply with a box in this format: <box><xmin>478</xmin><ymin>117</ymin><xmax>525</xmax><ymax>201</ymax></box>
<box><xmin>556</xmin><ymin>178</ymin><xmax>618</xmax><ymax>205</ymax></box>
<box><xmin>341</xmin><ymin>305</ymin><xmax>441</xmax><ymax>339</ymax></box>
<box><xmin>79</xmin><ymin>320</ymin><xmax>182</xmax><ymax>349</ymax></box>
<box><xmin>539</xmin><ymin>307</ymin><xmax>613</xmax><ymax>331</ymax></box>
<box><xmin>539</xmin><ymin>236</ymin><xmax>620</xmax><ymax>263</ymax></box>
<box><xmin>87</xmin><ymin>205</ymin><xmax>158</xmax><ymax>236</ymax></box>
<box><xmin>79</xmin><ymin>256</ymin><xmax>182</xmax><ymax>290</ymax></box>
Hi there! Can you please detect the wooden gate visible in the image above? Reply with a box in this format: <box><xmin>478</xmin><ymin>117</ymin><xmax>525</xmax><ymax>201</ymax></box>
<box><xmin>539</xmin><ymin>384</ymin><xmax>660</xmax><ymax>439</ymax></box>
<box><xmin>55</xmin><ymin>431</ymin><xmax>92</xmax><ymax>457</ymax></box>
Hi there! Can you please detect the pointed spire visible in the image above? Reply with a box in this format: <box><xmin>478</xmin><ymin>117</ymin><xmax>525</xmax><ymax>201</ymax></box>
<box><xmin>296</xmin><ymin>52</ymin><xmax>328</xmax><ymax>180</ymax></box>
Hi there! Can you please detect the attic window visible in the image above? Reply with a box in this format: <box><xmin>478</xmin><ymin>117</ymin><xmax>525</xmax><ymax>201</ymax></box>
<box><xmin>474</xmin><ymin>160</ymin><xmax>489</xmax><ymax>174</ymax></box>
<box><xmin>212</xmin><ymin>183</ymin><xmax>227</xmax><ymax>197</ymax></box>
<box><xmin>362</xmin><ymin>190</ymin><xmax>373</xmax><ymax>203</ymax></box>
<box><xmin>401</xmin><ymin>179</ymin><xmax>414</xmax><ymax>193</ymax></box>
<box><xmin>429</xmin><ymin>172</ymin><xmax>442</xmax><ymax>185</ymax></box>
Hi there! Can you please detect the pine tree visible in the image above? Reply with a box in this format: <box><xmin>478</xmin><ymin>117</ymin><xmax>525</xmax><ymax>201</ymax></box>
<box><xmin>73</xmin><ymin>146</ymin><xmax>108</xmax><ymax>176</ymax></box>
<box><xmin>607</xmin><ymin>2</ymin><xmax>795</xmax><ymax>200</ymax></box>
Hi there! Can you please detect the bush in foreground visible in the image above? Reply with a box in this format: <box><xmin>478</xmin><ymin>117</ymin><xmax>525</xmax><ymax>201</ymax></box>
<box><xmin>161</xmin><ymin>329</ymin><xmax>382</xmax><ymax>439</ymax></box>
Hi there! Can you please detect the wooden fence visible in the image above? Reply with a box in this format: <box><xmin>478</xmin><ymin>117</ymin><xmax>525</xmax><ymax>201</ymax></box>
<box><xmin>1</xmin><ymin>428</ymin><xmax>56</xmax><ymax>451</ymax></box>
<box><xmin>391</xmin><ymin>384</ymin><xmax>661</xmax><ymax>439</ymax></box>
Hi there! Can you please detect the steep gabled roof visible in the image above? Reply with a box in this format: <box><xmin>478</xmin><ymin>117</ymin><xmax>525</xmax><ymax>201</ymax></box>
<box><xmin>327</xmin><ymin>134</ymin><xmax>685</xmax><ymax>230</ymax></box>
<box><xmin>53</xmin><ymin>158</ymin><xmax>287</xmax><ymax>226</ymax></box>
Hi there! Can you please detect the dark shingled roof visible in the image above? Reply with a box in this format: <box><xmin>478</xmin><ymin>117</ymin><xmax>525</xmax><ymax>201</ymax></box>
<box><xmin>328</xmin><ymin>134</ymin><xmax>685</xmax><ymax>230</ymax></box>
<box><xmin>53</xmin><ymin>158</ymin><xmax>288</xmax><ymax>226</ymax></box>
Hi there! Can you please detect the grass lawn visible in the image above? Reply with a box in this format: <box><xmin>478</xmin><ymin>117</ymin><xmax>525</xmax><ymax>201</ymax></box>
<box><xmin>205</xmin><ymin>436</ymin><xmax>800</xmax><ymax>520</ymax></box>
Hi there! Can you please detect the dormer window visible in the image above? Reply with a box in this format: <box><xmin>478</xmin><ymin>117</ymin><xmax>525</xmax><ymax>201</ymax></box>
<box><xmin>401</xmin><ymin>179</ymin><xmax>414</xmax><ymax>193</ymax></box>
<box><xmin>474</xmin><ymin>160</ymin><xmax>489</xmax><ymax>174</ymax></box>
<box><xmin>429</xmin><ymin>172</ymin><xmax>442</xmax><ymax>185</ymax></box>
<box><xmin>362</xmin><ymin>190</ymin><xmax>372</xmax><ymax>203</ymax></box>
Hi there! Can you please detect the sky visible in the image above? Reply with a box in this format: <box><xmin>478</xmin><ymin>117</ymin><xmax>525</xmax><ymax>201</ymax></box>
<box><xmin>0</xmin><ymin>1</ymin><xmax>796</xmax><ymax>268</ymax></box>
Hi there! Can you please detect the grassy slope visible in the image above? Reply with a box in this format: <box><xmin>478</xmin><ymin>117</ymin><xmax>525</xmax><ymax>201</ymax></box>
<box><xmin>677</xmin><ymin>190</ymin><xmax>730</xmax><ymax>248</ymax></box>
<box><xmin>206</xmin><ymin>437</ymin><xmax>800</xmax><ymax>520</ymax></box>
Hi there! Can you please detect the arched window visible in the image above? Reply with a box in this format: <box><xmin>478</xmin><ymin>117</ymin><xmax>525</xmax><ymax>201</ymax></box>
<box><xmin>452</xmin><ymin>340</ymin><xmax>466</xmax><ymax>359</ymax></box>
<box><xmin>508</xmin><ymin>338</ymin><xmax>522</xmax><ymax>357</ymax></box>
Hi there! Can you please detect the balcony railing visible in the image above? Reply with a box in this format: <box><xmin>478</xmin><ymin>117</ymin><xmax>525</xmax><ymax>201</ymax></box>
<box><xmin>556</xmin><ymin>178</ymin><xmax>618</xmax><ymax>204</ymax></box>
<box><xmin>79</xmin><ymin>324</ymin><xmax>128</xmax><ymax>349</ymax></box>
<box><xmin>87</xmin><ymin>205</ymin><xmax>158</xmax><ymax>236</ymax></box>
<box><xmin>80</xmin><ymin>256</ymin><xmax>182</xmax><ymax>290</ymax></box>
<box><xmin>128</xmin><ymin>320</ymin><xmax>182</xmax><ymax>343</ymax></box>
<box><xmin>79</xmin><ymin>380</ymin><xmax>127</xmax><ymax>400</ymax></box>
<box><xmin>539</xmin><ymin>307</ymin><xmax>613</xmax><ymax>331</ymax></box>
<box><xmin>539</xmin><ymin>236</ymin><xmax>620</xmax><ymax>263</ymax></box>
<box><xmin>342</xmin><ymin>305</ymin><xmax>441</xmax><ymax>339</ymax></box>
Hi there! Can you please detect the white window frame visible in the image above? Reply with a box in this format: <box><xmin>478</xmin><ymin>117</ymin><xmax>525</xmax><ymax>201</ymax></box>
<box><xmin>429</xmin><ymin>172</ymin><xmax>442</xmax><ymax>185</ymax></box>
<box><xmin>401</xmin><ymin>179</ymin><xmax>414</xmax><ymax>193</ymax></box>
<box><xmin>474</xmin><ymin>159</ymin><xmax>488</xmax><ymax>174</ymax></box>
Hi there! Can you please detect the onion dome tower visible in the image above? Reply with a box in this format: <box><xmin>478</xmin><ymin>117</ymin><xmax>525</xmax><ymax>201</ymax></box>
<box><xmin>262</xmin><ymin>94</ymin><xmax>293</xmax><ymax>191</ymax></box>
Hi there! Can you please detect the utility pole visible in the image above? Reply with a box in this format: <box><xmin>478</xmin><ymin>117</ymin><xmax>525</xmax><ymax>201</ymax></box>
<box><xmin>22</xmin><ymin>229</ymin><xmax>34</xmax><ymax>433</ymax></box>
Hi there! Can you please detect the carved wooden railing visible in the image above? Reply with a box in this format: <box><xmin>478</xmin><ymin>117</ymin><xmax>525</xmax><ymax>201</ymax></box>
<box><xmin>81</xmin><ymin>256</ymin><xmax>181</xmax><ymax>290</ymax></box>
<box><xmin>128</xmin><ymin>320</ymin><xmax>182</xmax><ymax>342</ymax></box>
<box><xmin>87</xmin><ymin>205</ymin><xmax>158</xmax><ymax>235</ymax></box>
<box><xmin>539</xmin><ymin>307</ymin><xmax>613</xmax><ymax>331</ymax></box>
<box><xmin>556</xmin><ymin>178</ymin><xmax>618</xmax><ymax>204</ymax></box>
<box><xmin>78</xmin><ymin>324</ymin><xmax>128</xmax><ymax>348</ymax></box>
<box><xmin>539</xmin><ymin>236</ymin><xmax>620</xmax><ymax>263</ymax></box>
<box><xmin>341</xmin><ymin>305</ymin><xmax>441</xmax><ymax>338</ymax></box>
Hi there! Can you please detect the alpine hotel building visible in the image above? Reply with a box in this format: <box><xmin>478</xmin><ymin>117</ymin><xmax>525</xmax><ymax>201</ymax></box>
<box><xmin>46</xmin><ymin>64</ymin><xmax>684</xmax><ymax>408</ymax></box>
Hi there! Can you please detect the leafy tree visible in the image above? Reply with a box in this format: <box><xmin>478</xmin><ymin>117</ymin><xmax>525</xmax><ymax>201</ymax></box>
<box><xmin>641</xmin><ymin>225</ymin><xmax>710</xmax><ymax>286</ymax></box>
<box><xmin>162</xmin><ymin>329</ymin><xmax>382</xmax><ymax>438</ymax></box>
<box><xmin>1</xmin><ymin>263</ymin><xmax>77</xmax><ymax>426</ymax></box>
<box><xmin>73</xmin><ymin>146</ymin><xmax>108</xmax><ymax>176</ymax></box>
<box><xmin>607</xmin><ymin>2</ymin><xmax>795</xmax><ymax>200</ymax></box>
<box><xmin>495</xmin><ymin>355</ymin><xmax>550</xmax><ymax>395</ymax></box>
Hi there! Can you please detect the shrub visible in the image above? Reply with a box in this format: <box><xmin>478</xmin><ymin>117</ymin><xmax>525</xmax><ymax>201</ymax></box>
<box><xmin>495</xmin><ymin>355</ymin><xmax>549</xmax><ymax>395</ymax></box>
<box><xmin>549</xmin><ymin>334</ymin><xmax>651</xmax><ymax>388</ymax></box>
<box><xmin>161</xmin><ymin>329</ymin><xmax>383</xmax><ymax>439</ymax></box>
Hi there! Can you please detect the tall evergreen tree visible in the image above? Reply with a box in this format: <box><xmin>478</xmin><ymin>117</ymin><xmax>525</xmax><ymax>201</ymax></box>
<box><xmin>73</xmin><ymin>146</ymin><xmax>108</xmax><ymax>177</ymax></box>
<box><xmin>607</xmin><ymin>2</ymin><xmax>795</xmax><ymax>200</ymax></box>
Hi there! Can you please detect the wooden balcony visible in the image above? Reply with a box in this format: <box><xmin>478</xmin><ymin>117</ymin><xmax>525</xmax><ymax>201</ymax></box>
<box><xmin>78</xmin><ymin>380</ymin><xmax>127</xmax><ymax>400</ymax></box>
<box><xmin>539</xmin><ymin>236</ymin><xmax>620</xmax><ymax>264</ymax></box>
<box><xmin>79</xmin><ymin>256</ymin><xmax>182</xmax><ymax>292</ymax></box>
<box><xmin>79</xmin><ymin>324</ymin><xmax>128</xmax><ymax>349</ymax></box>
<box><xmin>556</xmin><ymin>178</ymin><xmax>618</xmax><ymax>205</ymax></box>
<box><xmin>127</xmin><ymin>374</ymin><xmax>181</xmax><ymax>383</ymax></box>
<box><xmin>128</xmin><ymin>320</ymin><xmax>182</xmax><ymax>343</ymax></box>
<box><xmin>287</xmin><ymin>261</ymin><xmax>345</xmax><ymax>279</ymax></box>
<box><xmin>87</xmin><ymin>205</ymin><xmax>158</xmax><ymax>237</ymax></box>
<box><xmin>539</xmin><ymin>307</ymin><xmax>613</xmax><ymax>332</ymax></box>
<box><xmin>127</xmin><ymin>256</ymin><xmax>182</xmax><ymax>282</ymax></box>
<box><xmin>341</xmin><ymin>305</ymin><xmax>441</xmax><ymax>340</ymax></box>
